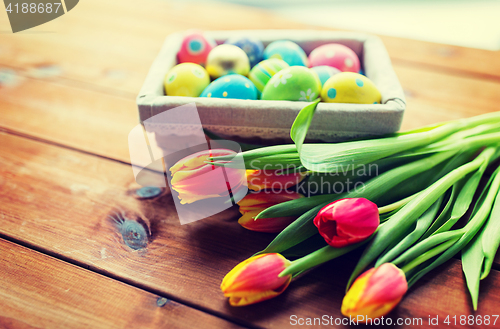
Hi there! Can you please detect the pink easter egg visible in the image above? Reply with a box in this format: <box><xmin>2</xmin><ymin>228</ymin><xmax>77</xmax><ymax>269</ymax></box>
<box><xmin>308</xmin><ymin>43</ymin><xmax>360</xmax><ymax>73</ymax></box>
<box><xmin>177</xmin><ymin>30</ymin><xmax>217</xmax><ymax>65</ymax></box>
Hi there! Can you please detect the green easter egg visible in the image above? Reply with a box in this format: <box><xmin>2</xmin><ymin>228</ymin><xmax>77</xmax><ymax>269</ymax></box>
<box><xmin>248</xmin><ymin>58</ymin><xmax>289</xmax><ymax>92</ymax></box>
<box><xmin>321</xmin><ymin>72</ymin><xmax>381</xmax><ymax>104</ymax></box>
<box><xmin>261</xmin><ymin>66</ymin><xmax>322</xmax><ymax>101</ymax></box>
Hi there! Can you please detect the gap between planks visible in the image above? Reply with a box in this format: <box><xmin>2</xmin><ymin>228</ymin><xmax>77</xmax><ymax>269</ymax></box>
<box><xmin>0</xmin><ymin>237</ymin><xmax>247</xmax><ymax>329</ymax></box>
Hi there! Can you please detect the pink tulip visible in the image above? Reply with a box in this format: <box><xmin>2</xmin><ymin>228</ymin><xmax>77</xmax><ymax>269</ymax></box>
<box><xmin>313</xmin><ymin>198</ymin><xmax>379</xmax><ymax>248</ymax></box>
<box><xmin>221</xmin><ymin>253</ymin><xmax>292</xmax><ymax>306</ymax></box>
<box><xmin>342</xmin><ymin>263</ymin><xmax>408</xmax><ymax>321</ymax></box>
<box><xmin>170</xmin><ymin>149</ymin><xmax>246</xmax><ymax>204</ymax></box>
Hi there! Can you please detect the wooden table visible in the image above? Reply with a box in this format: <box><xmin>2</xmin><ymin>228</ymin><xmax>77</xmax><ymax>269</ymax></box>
<box><xmin>1</xmin><ymin>0</ymin><xmax>500</xmax><ymax>328</ymax></box>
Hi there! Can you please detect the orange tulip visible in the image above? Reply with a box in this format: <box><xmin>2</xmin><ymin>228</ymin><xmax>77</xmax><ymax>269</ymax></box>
<box><xmin>246</xmin><ymin>169</ymin><xmax>306</xmax><ymax>192</ymax></box>
<box><xmin>237</xmin><ymin>190</ymin><xmax>304</xmax><ymax>232</ymax></box>
<box><xmin>221</xmin><ymin>253</ymin><xmax>292</xmax><ymax>306</ymax></box>
<box><xmin>170</xmin><ymin>149</ymin><xmax>246</xmax><ymax>204</ymax></box>
<box><xmin>342</xmin><ymin>263</ymin><xmax>407</xmax><ymax>322</ymax></box>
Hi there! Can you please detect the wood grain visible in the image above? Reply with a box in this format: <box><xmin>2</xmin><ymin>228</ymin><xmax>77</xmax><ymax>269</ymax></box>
<box><xmin>0</xmin><ymin>238</ymin><xmax>240</xmax><ymax>329</ymax></box>
<box><xmin>0</xmin><ymin>131</ymin><xmax>499</xmax><ymax>328</ymax></box>
<box><xmin>0</xmin><ymin>77</ymin><xmax>137</xmax><ymax>163</ymax></box>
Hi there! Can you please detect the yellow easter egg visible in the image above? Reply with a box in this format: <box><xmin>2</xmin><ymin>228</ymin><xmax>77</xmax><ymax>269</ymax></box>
<box><xmin>164</xmin><ymin>63</ymin><xmax>210</xmax><ymax>97</ymax></box>
<box><xmin>321</xmin><ymin>72</ymin><xmax>381</xmax><ymax>104</ymax></box>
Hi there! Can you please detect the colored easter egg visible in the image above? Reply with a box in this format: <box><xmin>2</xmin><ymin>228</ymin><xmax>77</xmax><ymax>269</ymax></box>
<box><xmin>177</xmin><ymin>30</ymin><xmax>216</xmax><ymax>65</ymax></box>
<box><xmin>311</xmin><ymin>65</ymin><xmax>341</xmax><ymax>86</ymax></box>
<box><xmin>205</xmin><ymin>44</ymin><xmax>250</xmax><ymax>79</ymax></box>
<box><xmin>309</xmin><ymin>43</ymin><xmax>360</xmax><ymax>73</ymax></box>
<box><xmin>321</xmin><ymin>72</ymin><xmax>381</xmax><ymax>104</ymax></box>
<box><xmin>164</xmin><ymin>63</ymin><xmax>210</xmax><ymax>97</ymax></box>
<box><xmin>225</xmin><ymin>36</ymin><xmax>264</xmax><ymax>67</ymax></box>
<box><xmin>261</xmin><ymin>66</ymin><xmax>321</xmax><ymax>101</ymax></box>
<box><xmin>263</xmin><ymin>40</ymin><xmax>308</xmax><ymax>67</ymax></box>
<box><xmin>200</xmin><ymin>74</ymin><xmax>258</xmax><ymax>100</ymax></box>
<box><xmin>248</xmin><ymin>58</ymin><xmax>289</xmax><ymax>93</ymax></box>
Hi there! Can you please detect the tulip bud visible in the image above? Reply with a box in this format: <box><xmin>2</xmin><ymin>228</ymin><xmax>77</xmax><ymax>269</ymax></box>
<box><xmin>221</xmin><ymin>253</ymin><xmax>292</xmax><ymax>306</ymax></box>
<box><xmin>237</xmin><ymin>191</ymin><xmax>304</xmax><ymax>233</ymax></box>
<box><xmin>313</xmin><ymin>198</ymin><xmax>379</xmax><ymax>248</ymax></box>
<box><xmin>342</xmin><ymin>263</ymin><xmax>407</xmax><ymax>321</ymax></box>
<box><xmin>246</xmin><ymin>169</ymin><xmax>306</xmax><ymax>192</ymax></box>
<box><xmin>170</xmin><ymin>149</ymin><xmax>246</xmax><ymax>204</ymax></box>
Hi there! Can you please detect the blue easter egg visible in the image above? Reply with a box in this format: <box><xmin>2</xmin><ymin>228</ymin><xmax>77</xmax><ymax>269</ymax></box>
<box><xmin>263</xmin><ymin>40</ymin><xmax>308</xmax><ymax>67</ymax></box>
<box><xmin>225</xmin><ymin>37</ymin><xmax>264</xmax><ymax>67</ymax></box>
<box><xmin>200</xmin><ymin>74</ymin><xmax>258</xmax><ymax>100</ymax></box>
<box><xmin>311</xmin><ymin>65</ymin><xmax>341</xmax><ymax>86</ymax></box>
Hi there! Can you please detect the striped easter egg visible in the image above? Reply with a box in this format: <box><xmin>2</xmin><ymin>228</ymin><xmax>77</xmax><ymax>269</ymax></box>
<box><xmin>248</xmin><ymin>58</ymin><xmax>289</xmax><ymax>93</ymax></box>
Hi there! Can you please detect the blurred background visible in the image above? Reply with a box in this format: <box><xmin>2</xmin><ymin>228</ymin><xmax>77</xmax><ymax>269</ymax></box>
<box><xmin>174</xmin><ymin>0</ymin><xmax>500</xmax><ymax>50</ymax></box>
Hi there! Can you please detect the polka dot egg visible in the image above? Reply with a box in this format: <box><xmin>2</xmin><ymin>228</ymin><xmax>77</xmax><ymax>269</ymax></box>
<box><xmin>248</xmin><ymin>58</ymin><xmax>289</xmax><ymax>93</ymax></box>
<box><xmin>309</xmin><ymin>44</ymin><xmax>360</xmax><ymax>73</ymax></box>
<box><xmin>206</xmin><ymin>44</ymin><xmax>250</xmax><ymax>79</ymax></box>
<box><xmin>321</xmin><ymin>72</ymin><xmax>381</xmax><ymax>104</ymax></box>
<box><xmin>261</xmin><ymin>66</ymin><xmax>321</xmax><ymax>102</ymax></box>
<box><xmin>311</xmin><ymin>65</ymin><xmax>341</xmax><ymax>86</ymax></box>
<box><xmin>225</xmin><ymin>36</ymin><xmax>264</xmax><ymax>67</ymax></box>
<box><xmin>177</xmin><ymin>30</ymin><xmax>216</xmax><ymax>65</ymax></box>
<box><xmin>263</xmin><ymin>40</ymin><xmax>308</xmax><ymax>67</ymax></box>
<box><xmin>200</xmin><ymin>74</ymin><xmax>258</xmax><ymax>100</ymax></box>
<box><xmin>164</xmin><ymin>63</ymin><xmax>210</xmax><ymax>97</ymax></box>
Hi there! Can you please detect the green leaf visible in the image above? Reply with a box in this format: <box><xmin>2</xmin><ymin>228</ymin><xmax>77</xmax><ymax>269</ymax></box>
<box><xmin>406</xmin><ymin>157</ymin><xmax>500</xmax><ymax>289</ymax></box>
<box><xmin>480</xmin><ymin>193</ymin><xmax>500</xmax><ymax>279</ymax></box>
<box><xmin>431</xmin><ymin>157</ymin><xmax>489</xmax><ymax>236</ymax></box>
<box><xmin>376</xmin><ymin>194</ymin><xmax>443</xmax><ymax>266</ymax></box>
<box><xmin>420</xmin><ymin>183</ymin><xmax>459</xmax><ymax>241</ymax></box>
<box><xmin>291</xmin><ymin>99</ymin><xmax>321</xmax><ymax>153</ymax></box>
<box><xmin>462</xmin><ymin>167</ymin><xmax>500</xmax><ymax>310</ymax></box>
<box><xmin>462</xmin><ymin>233</ymin><xmax>483</xmax><ymax>311</ymax></box>
<box><xmin>255</xmin><ymin>204</ymin><xmax>324</xmax><ymax>255</ymax></box>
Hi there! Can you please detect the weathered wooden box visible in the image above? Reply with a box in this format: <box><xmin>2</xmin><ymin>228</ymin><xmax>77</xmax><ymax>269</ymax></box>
<box><xmin>137</xmin><ymin>30</ymin><xmax>405</xmax><ymax>144</ymax></box>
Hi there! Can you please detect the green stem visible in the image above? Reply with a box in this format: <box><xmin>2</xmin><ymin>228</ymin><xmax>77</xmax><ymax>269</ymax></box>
<box><xmin>378</xmin><ymin>194</ymin><xmax>417</xmax><ymax>214</ymax></box>
<box><xmin>400</xmin><ymin>237</ymin><xmax>460</xmax><ymax>273</ymax></box>
<box><xmin>279</xmin><ymin>239</ymin><xmax>369</xmax><ymax>277</ymax></box>
<box><xmin>392</xmin><ymin>230</ymin><xmax>465</xmax><ymax>267</ymax></box>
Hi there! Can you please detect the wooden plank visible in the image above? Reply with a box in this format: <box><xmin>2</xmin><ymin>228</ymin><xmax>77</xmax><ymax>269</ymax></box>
<box><xmin>0</xmin><ymin>238</ymin><xmax>240</xmax><ymax>329</ymax></box>
<box><xmin>395</xmin><ymin>65</ymin><xmax>500</xmax><ymax>131</ymax></box>
<box><xmin>0</xmin><ymin>132</ymin><xmax>499</xmax><ymax>328</ymax></box>
<box><xmin>0</xmin><ymin>77</ymin><xmax>137</xmax><ymax>164</ymax></box>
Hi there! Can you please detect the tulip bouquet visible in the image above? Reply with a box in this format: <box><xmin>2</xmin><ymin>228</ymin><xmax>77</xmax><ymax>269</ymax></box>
<box><xmin>169</xmin><ymin>100</ymin><xmax>500</xmax><ymax>319</ymax></box>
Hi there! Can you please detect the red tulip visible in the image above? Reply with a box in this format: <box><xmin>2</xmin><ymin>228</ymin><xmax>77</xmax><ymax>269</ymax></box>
<box><xmin>313</xmin><ymin>198</ymin><xmax>379</xmax><ymax>248</ymax></box>
<box><xmin>237</xmin><ymin>191</ymin><xmax>304</xmax><ymax>233</ymax></box>
<box><xmin>170</xmin><ymin>149</ymin><xmax>246</xmax><ymax>204</ymax></box>
<box><xmin>221</xmin><ymin>253</ymin><xmax>292</xmax><ymax>306</ymax></box>
<box><xmin>342</xmin><ymin>263</ymin><xmax>408</xmax><ymax>321</ymax></box>
<box><xmin>246</xmin><ymin>169</ymin><xmax>306</xmax><ymax>192</ymax></box>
